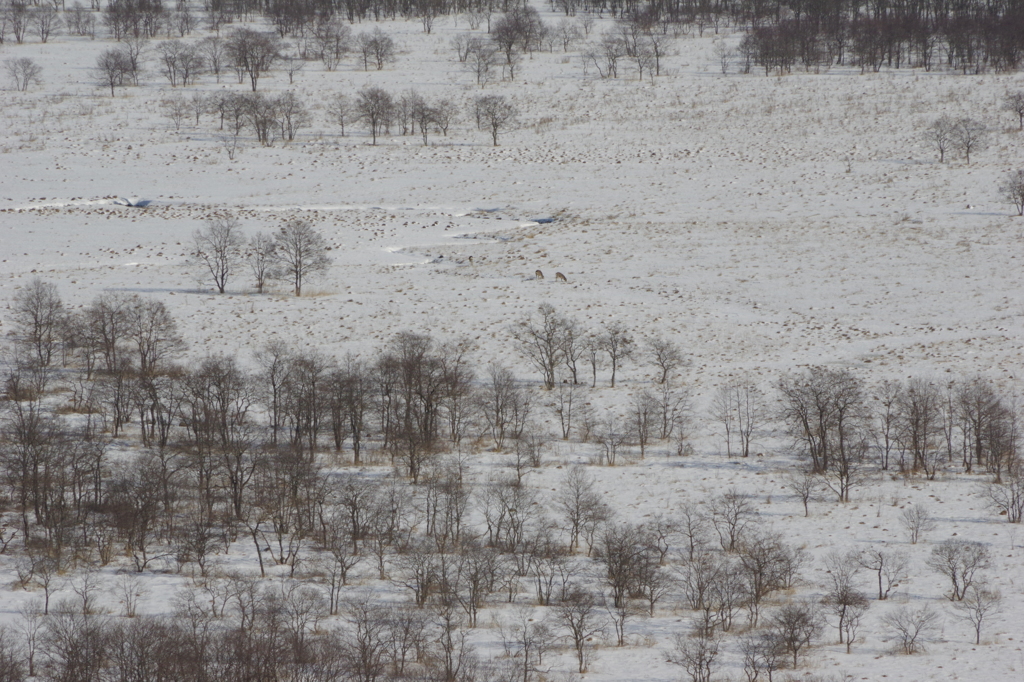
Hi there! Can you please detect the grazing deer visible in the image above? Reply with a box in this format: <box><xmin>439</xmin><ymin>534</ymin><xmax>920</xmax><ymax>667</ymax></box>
<box><xmin>535</xmin><ymin>270</ymin><xmax>544</xmax><ymax>280</ymax></box>
<box><xmin>555</xmin><ymin>272</ymin><xmax>567</xmax><ymax>282</ymax></box>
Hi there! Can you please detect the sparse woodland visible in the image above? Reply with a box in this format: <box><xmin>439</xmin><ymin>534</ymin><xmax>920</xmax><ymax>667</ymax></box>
<box><xmin>2</xmin><ymin>0</ymin><xmax>1024</xmax><ymax>679</ymax></box>
<box><xmin>0</xmin><ymin>270</ymin><xmax>1022</xmax><ymax>682</ymax></box>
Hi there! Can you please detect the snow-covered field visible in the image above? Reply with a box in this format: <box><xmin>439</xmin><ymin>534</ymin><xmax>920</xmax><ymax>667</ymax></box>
<box><xmin>2</xmin><ymin>5</ymin><xmax>1024</xmax><ymax>681</ymax></box>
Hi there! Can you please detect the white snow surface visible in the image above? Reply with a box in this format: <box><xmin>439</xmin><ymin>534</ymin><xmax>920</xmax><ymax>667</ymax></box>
<box><xmin>3</xmin><ymin>7</ymin><xmax>1024</xmax><ymax>682</ymax></box>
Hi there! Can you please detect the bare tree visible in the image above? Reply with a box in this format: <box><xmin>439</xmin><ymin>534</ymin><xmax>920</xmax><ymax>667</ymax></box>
<box><xmin>329</xmin><ymin>92</ymin><xmax>354</xmax><ymax>137</ymax></box>
<box><xmin>676</xmin><ymin>503</ymin><xmax>711</xmax><ymax>562</ymax></box>
<box><xmin>226</xmin><ymin>28</ymin><xmax>280</xmax><ymax>91</ymax></box>
<box><xmin>882</xmin><ymin>604</ymin><xmax>938</xmax><ymax>654</ymax></box>
<box><xmin>497</xmin><ymin>606</ymin><xmax>550</xmax><ymax>682</ymax></box>
<box><xmin>822</xmin><ymin>550</ymin><xmax>869</xmax><ymax>649</ymax></box>
<box><xmin>778</xmin><ymin>367</ymin><xmax>871</xmax><ymax>501</ymax></box>
<box><xmin>985</xmin><ymin>458</ymin><xmax>1024</xmax><ymax>522</ymax></box>
<box><xmin>670</xmin><ymin>628</ymin><xmax>720</xmax><ymax>682</ymax></box>
<box><xmin>557</xmin><ymin>18</ymin><xmax>582</xmax><ymax>52</ymax></box>
<box><xmin>588</xmin><ymin>33</ymin><xmax>628</xmax><ymax>78</ymax></box>
<box><xmin>741</xmin><ymin>632</ymin><xmax>784</xmax><ymax>682</ymax></box>
<box><xmin>738</xmin><ymin>531</ymin><xmax>800</xmax><ymax>627</ymax></box>
<box><xmin>126</xmin><ymin>297</ymin><xmax>184</xmax><ymax>375</ymax></box>
<box><xmin>282</xmin><ymin>53</ymin><xmax>304</xmax><ymax>84</ymax></box>
<box><xmin>188</xmin><ymin>91</ymin><xmax>207</xmax><ymax>125</ymax></box>
<box><xmin>556</xmin><ymin>587</ymin><xmax>602</xmax><ymax>673</ymax></box>
<box><xmin>313</xmin><ymin>17</ymin><xmax>350</xmax><ymax>71</ymax></box>
<box><xmin>598</xmin><ymin>322</ymin><xmax>634</xmax><ymax>388</ymax></box>
<box><xmin>899</xmin><ymin>504</ymin><xmax>936</xmax><ymax>544</ymax></box>
<box><xmin>1004</xmin><ymin>90</ymin><xmax>1024</xmax><ymax>130</ymax></box>
<box><xmin>583</xmin><ymin>335</ymin><xmax>603</xmax><ymax>389</ymax></box>
<box><xmin>766</xmin><ymin>601</ymin><xmax>823</xmax><ymax>668</ymax></box>
<box><xmin>952</xmin><ymin>117</ymin><xmax>987</xmax><ymax>165</ymax></box>
<box><xmin>710</xmin><ymin>382</ymin><xmax>764</xmax><ymax>458</ymax></box>
<box><xmin>272</xmin><ymin>220</ymin><xmax>331</xmax><ymax>296</ymax></box>
<box><xmin>953</xmin><ymin>585</ymin><xmax>1001</xmax><ymax>645</ymax></box>
<box><xmin>433</xmin><ymin>98</ymin><xmax>458</xmax><ymax>136</ymax></box>
<box><xmin>5</xmin><ymin>1</ymin><xmax>30</xmax><ymax>43</ymax></box>
<box><xmin>107</xmin><ymin>454</ymin><xmax>171</xmax><ymax>571</ymax></box>
<box><xmin>66</xmin><ymin>3</ymin><xmax>96</xmax><ymax>38</ymax></box>
<box><xmin>474</xmin><ymin>94</ymin><xmax>518</xmax><ymax>146</ymax></box>
<box><xmin>927</xmin><ymin>115</ymin><xmax>956</xmax><ymax>163</ymax></box>
<box><xmin>120</xmin><ymin>35</ymin><xmax>146</xmax><ymax>86</ymax></box>
<box><xmin>927</xmin><ymin>539</ymin><xmax>989</xmax><ymax>601</ymax></box>
<box><xmin>465</xmin><ymin>40</ymin><xmax>499</xmax><ymax>86</ymax></box>
<box><xmin>96</xmin><ymin>47</ymin><xmax>132</xmax><ymax>96</ymax></box>
<box><xmin>1000</xmin><ymin>169</ymin><xmax>1024</xmax><ymax>216</ymax></box>
<box><xmin>246</xmin><ymin>231</ymin><xmax>275</xmax><ymax>293</ymax></box>
<box><xmin>29</xmin><ymin>556</ymin><xmax>62</xmax><ymax>615</ymax></box>
<box><xmin>895</xmin><ymin>378</ymin><xmax>944</xmax><ymax>477</ymax></box>
<box><xmin>490</xmin><ymin>9</ymin><xmax>528</xmax><ymax>79</ymax></box>
<box><xmin>338</xmin><ymin>599</ymin><xmax>390</xmax><ymax>682</ymax></box>
<box><xmin>628</xmin><ymin>389</ymin><xmax>658</xmax><ymax>458</ymax></box>
<box><xmin>479</xmin><ymin>362</ymin><xmax>531</xmax><ymax>450</ymax></box>
<box><xmin>451</xmin><ymin>33</ymin><xmax>476</xmax><ymax>62</ymax></box>
<box><xmin>677</xmin><ymin>549</ymin><xmax>726</xmax><ymax>626</ymax></box>
<box><xmin>355</xmin><ymin>86</ymin><xmax>394</xmax><ymax>145</ymax></box>
<box><xmin>18</xmin><ymin>600</ymin><xmax>44</xmax><ymax>677</ymax></box>
<box><xmin>557</xmin><ymin>465</ymin><xmax>609</xmax><ymax>554</ymax></box>
<box><xmin>275</xmin><ymin>91</ymin><xmax>309</xmax><ymax>142</ymax></box>
<box><xmin>552</xmin><ymin>381</ymin><xmax>584</xmax><ymax>440</ymax></box>
<box><xmin>599</xmin><ymin>523</ymin><xmax>648</xmax><ymax>609</ymax></box>
<box><xmin>199</xmin><ymin>35</ymin><xmax>225</xmax><ymax>82</ymax></box>
<box><xmin>31</xmin><ymin>5</ymin><xmax>59</xmax><ymax>42</ymax></box>
<box><xmin>70</xmin><ymin>566</ymin><xmax>100</xmax><ymax>615</ymax></box>
<box><xmin>873</xmin><ymin>379</ymin><xmax>902</xmax><ymax>470</ymax></box>
<box><xmin>12</xmin><ymin>277</ymin><xmax>65</xmax><ymax>369</ymax></box>
<box><xmin>158</xmin><ymin>40</ymin><xmax>204</xmax><ymax>86</ymax></box>
<box><xmin>645</xmin><ymin>335</ymin><xmax>684</xmax><ymax>384</ymax></box>
<box><xmin>654</xmin><ymin>383</ymin><xmax>691</xmax><ymax>443</ymax></box>
<box><xmin>240</xmin><ymin>92</ymin><xmax>279</xmax><ymax>146</ymax></box>
<box><xmin>708</xmin><ymin>488</ymin><xmax>755</xmax><ymax>552</ymax></box>
<box><xmin>596</xmin><ymin>416</ymin><xmax>628</xmax><ymax>466</ymax></box>
<box><xmin>116</xmin><ymin>573</ymin><xmax>146</xmax><ymax>618</ymax></box>
<box><xmin>5</xmin><ymin>57</ymin><xmax>42</xmax><ymax>91</ymax></box>
<box><xmin>785</xmin><ymin>470</ymin><xmax>820</xmax><ymax>517</ymax></box>
<box><xmin>510</xmin><ymin>304</ymin><xmax>565</xmax><ymax>389</ymax></box>
<box><xmin>858</xmin><ymin>547</ymin><xmax>907</xmax><ymax>601</ymax></box>
<box><xmin>192</xmin><ymin>216</ymin><xmax>243</xmax><ymax>293</ymax></box>
<box><xmin>954</xmin><ymin>376</ymin><xmax>1018</xmax><ymax>478</ymax></box>
<box><xmin>162</xmin><ymin>96</ymin><xmax>189</xmax><ymax>131</ymax></box>
<box><xmin>355</xmin><ymin>27</ymin><xmax>395</xmax><ymax>70</ymax></box>
<box><xmin>841</xmin><ymin>599</ymin><xmax>868</xmax><ymax>654</ymax></box>
<box><xmin>407</xmin><ymin>92</ymin><xmax>438</xmax><ymax>146</ymax></box>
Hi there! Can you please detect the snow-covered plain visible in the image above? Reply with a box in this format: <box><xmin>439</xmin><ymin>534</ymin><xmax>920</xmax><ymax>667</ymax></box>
<box><xmin>2</xmin><ymin>6</ymin><xmax>1024</xmax><ymax>681</ymax></box>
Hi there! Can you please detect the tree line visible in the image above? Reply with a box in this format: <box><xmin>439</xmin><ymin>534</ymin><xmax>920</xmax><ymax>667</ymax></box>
<box><xmin>7</xmin><ymin>0</ymin><xmax>1024</xmax><ymax>82</ymax></box>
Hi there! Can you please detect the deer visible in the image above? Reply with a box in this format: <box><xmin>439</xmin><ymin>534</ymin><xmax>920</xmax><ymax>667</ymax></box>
<box><xmin>535</xmin><ymin>270</ymin><xmax>544</xmax><ymax>280</ymax></box>
<box><xmin>555</xmin><ymin>272</ymin><xmax>567</xmax><ymax>282</ymax></box>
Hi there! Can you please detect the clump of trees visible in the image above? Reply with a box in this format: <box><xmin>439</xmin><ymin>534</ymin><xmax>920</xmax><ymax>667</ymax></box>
<box><xmin>927</xmin><ymin>116</ymin><xmax>989</xmax><ymax>164</ymax></box>
<box><xmin>205</xmin><ymin>91</ymin><xmax>310</xmax><ymax>145</ymax></box>
<box><xmin>474</xmin><ymin>94</ymin><xmax>518</xmax><ymax>146</ymax></box>
<box><xmin>348</xmin><ymin>87</ymin><xmax>460</xmax><ymax>146</ymax></box>
<box><xmin>355</xmin><ymin>27</ymin><xmax>396</xmax><ymax>71</ymax></box>
<box><xmin>95</xmin><ymin>40</ymin><xmax>143</xmax><ymax>96</ymax></box>
<box><xmin>4</xmin><ymin>57</ymin><xmax>42</xmax><ymax>92</ymax></box>
<box><xmin>1001</xmin><ymin>169</ymin><xmax>1024</xmax><ymax>216</ymax></box>
<box><xmin>190</xmin><ymin>216</ymin><xmax>330</xmax><ymax>295</ymax></box>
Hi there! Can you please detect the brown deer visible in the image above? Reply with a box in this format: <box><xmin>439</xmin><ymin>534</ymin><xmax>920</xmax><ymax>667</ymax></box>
<box><xmin>555</xmin><ymin>272</ymin><xmax>567</xmax><ymax>282</ymax></box>
<box><xmin>535</xmin><ymin>270</ymin><xmax>544</xmax><ymax>280</ymax></box>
